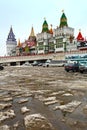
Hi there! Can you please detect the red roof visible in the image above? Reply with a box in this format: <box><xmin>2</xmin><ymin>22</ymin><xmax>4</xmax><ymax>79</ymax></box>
<box><xmin>76</xmin><ymin>31</ymin><xmax>84</xmax><ymax>41</ymax></box>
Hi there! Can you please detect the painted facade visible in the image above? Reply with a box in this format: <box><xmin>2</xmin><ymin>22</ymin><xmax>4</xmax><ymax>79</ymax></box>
<box><xmin>6</xmin><ymin>11</ymin><xmax>87</xmax><ymax>56</ymax></box>
<box><xmin>37</xmin><ymin>11</ymin><xmax>75</xmax><ymax>54</ymax></box>
<box><xmin>16</xmin><ymin>27</ymin><xmax>37</xmax><ymax>56</ymax></box>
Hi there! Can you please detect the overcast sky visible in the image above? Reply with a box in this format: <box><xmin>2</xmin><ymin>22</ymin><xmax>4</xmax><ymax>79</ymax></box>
<box><xmin>0</xmin><ymin>0</ymin><xmax>87</xmax><ymax>56</ymax></box>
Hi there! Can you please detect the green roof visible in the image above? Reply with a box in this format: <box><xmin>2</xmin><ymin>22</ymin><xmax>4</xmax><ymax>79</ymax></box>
<box><xmin>43</xmin><ymin>20</ymin><xmax>48</xmax><ymax>26</ymax></box>
<box><xmin>61</xmin><ymin>13</ymin><xmax>67</xmax><ymax>19</ymax></box>
<box><xmin>42</xmin><ymin>19</ymin><xmax>49</xmax><ymax>33</ymax></box>
<box><xmin>59</xmin><ymin>12</ymin><xmax>68</xmax><ymax>28</ymax></box>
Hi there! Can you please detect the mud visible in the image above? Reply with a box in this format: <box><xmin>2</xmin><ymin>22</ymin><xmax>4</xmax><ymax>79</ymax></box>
<box><xmin>0</xmin><ymin>66</ymin><xmax>87</xmax><ymax>130</ymax></box>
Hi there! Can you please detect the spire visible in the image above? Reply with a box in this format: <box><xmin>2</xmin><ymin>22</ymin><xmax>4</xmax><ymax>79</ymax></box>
<box><xmin>49</xmin><ymin>24</ymin><xmax>53</xmax><ymax>34</ymax></box>
<box><xmin>30</xmin><ymin>26</ymin><xmax>35</xmax><ymax>37</ymax></box>
<box><xmin>42</xmin><ymin>18</ymin><xmax>49</xmax><ymax>33</ymax></box>
<box><xmin>59</xmin><ymin>10</ymin><xmax>68</xmax><ymax>28</ymax></box>
<box><xmin>28</xmin><ymin>26</ymin><xmax>37</xmax><ymax>47</ymax></box>
<box><xmin>7</xmin><ymin>26</ymin><xmax>16</xmax><ymax>42</ymax></box>
<box><xmin>17</xmin><ymin>38</ymin><xmax>21</xmax><ymax>47</ymax></box>
<box><xmin>28</xmin><ymin>26</ymin><xmax>36</xmax><ymax>40</ymax></box>
<box><xmin>76</xmin><ymin>29</ymin><xmax>84</xmax><ymax>41</ymax></box>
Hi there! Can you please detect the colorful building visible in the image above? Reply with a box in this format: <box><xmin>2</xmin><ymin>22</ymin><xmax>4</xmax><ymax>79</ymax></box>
<box><xmin>16</xmin><ymin>26</ymin><xmax>37</xmax><ymax>56</ymax></box>
<box><xmin>37</xmin><ymin>11</ymin><xmax>74</xmax><ymax>54</ymax></box>
<box><xmin>37</xmin><ymin>18</ymin><xmax>54</xmax><ymax>54</ymax></box>
<box><xmin>76</xmin><ymin>30</ymin><xmax>87</xmax><ymax>50</ymax></box>
<box><xmin>6</xmin><ymin>11</ymin><xmax>83</xmax><ymax>56</ymax></box>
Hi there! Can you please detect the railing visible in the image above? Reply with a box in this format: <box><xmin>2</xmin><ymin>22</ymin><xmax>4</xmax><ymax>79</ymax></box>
<box><xmin>0</xmin><ymin>50</ymin><xmax>87</xmax><ymax>64</ymax></box>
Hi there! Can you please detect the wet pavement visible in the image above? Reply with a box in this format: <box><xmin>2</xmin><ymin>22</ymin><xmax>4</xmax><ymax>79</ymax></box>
<box><xmin>0</xmin><ymin>66</ymin><xmax>87</xmax><ymax>130</ymax></box>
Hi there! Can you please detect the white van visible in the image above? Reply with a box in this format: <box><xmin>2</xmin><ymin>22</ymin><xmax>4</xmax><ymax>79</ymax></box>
<box><xmin>43</xmin><ymin>60</ymin><xmax>66</xmax><ymax>67</ymax></box>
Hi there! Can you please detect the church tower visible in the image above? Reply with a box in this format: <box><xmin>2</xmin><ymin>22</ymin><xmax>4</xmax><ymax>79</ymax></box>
<box><xmin>6</xmin><ymin>26</ymin><xmax>17</xmax><ymax>56</ymax></box>
<box><xmin>53</xmin><ymin>10</ymin><xmax>74</xmax><ymax>52</ymax></box>
<box><xmin>37</xmin><ymin>18</ymin><xmax>54</xmax><ymax>54</ymax></box>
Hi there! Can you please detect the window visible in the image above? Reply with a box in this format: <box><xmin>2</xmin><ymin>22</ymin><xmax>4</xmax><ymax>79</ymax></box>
<box><xmin>49</xmin><ymin>42</ymin><xmax>54</xmax><ymax>50</ymax></box>
<box><xmin>56</xmin><ymin>38</ymin><xmax>63</xmax><ymax>48</ymax></box>
<box><xmin>38</xmin><ymin>42</ymin><xmax>44</xmax><ymax>50</ymax></box>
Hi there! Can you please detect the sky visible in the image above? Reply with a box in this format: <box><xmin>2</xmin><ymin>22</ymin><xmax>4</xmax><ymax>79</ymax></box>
<box><xmin>0</xmin><ymin>0</ymin><xmax>87</xmax><ymax>56</ymax></box>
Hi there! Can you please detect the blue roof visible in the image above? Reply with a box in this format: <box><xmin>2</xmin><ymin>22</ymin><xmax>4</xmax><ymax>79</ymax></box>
<box><xmin>7</xmin><ymin>26</ymin><xmax>16</xmax><ymax>42</ymax></box>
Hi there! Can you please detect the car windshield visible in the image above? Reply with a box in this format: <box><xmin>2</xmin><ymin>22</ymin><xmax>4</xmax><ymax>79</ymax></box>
<box><xmin>65</xmin><ymin>62</ymin><xmax>79</xmax><ymax>66</ymax></box>
<box><xmin>79</xmin><ymin>61</ymin><xmax>87</xmax><ymax>65</ymax></box>
<box><xmin>46</xmin><ymin>59</ymin><xmax>51</xmax><ymax>63</ymax></box>
<box><xmin>65</xmin><ymin>63</ymin><xmax>74</xmax><ymax>66</ymax></box>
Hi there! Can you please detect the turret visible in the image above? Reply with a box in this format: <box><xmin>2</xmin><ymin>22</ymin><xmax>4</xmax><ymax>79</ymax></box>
<box><xmin>49</xmin><ymin>24</ymin><xmax>53</xmax><ymax>34</ymax></box>
<box><xmin>28</xmin><ymin>26</ymin><xmax>36</xmax><ymax>43</ymax></box>
<box><xmin>59</xmin><ymin>10</ymin><xmax>68</xmax><ymax>28</ymax></box>
<box><xmin>76</xmin><ymin>29</ymin><xmax>84</xmax><ymax>42</ymax></box>
<box><xmin>7</xmin><ymin>26</ymin><xmax>16</xmax><ymax>41</ymax></box>
<box><xmin>42</xmin><ymin>18</ymin><xmax>49</xmax><ymax>33</ymax></box>
<box><xmin>6</xmin><ymin>26</ymin><xmax>17</xmax><ymax>56</ymax></box>
<box><xmin>17</xmin><ymin>38</ymin><xmax>21</xmax><ymax>47</ymax></box>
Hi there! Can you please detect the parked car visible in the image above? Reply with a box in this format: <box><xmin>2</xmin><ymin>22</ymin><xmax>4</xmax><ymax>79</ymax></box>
<box><xmin>32</xmin><ymin>61</ymin><xmax>39</xmax><ymax>66</ymax></box>
<box><xmin>64</xmin><ymin>62</ymin><xmax>79</xmax><ymax>72</ymax></box>
<box><xmin>22</xmin><ymin>61</ymin><xmax>31</xmax><ymax>66</ymax></box>
<box><xmin>0</xmin><ymin>65</ymin><xmax>4</xmax><ymax>70</ymax></box>
<box><xmin>37</xmin><ymin>62</ymin><xmax>43</xmax><ymax>66</ymax></box>
<box><xmin>79</xmin><ymin>61</ymin><xmax>87</xmax><ymax>73</ymax></box>
<box><xmin>43</xmin><ymin>59</ymin><xmax>51</xmax><ymax>67</ymax></box>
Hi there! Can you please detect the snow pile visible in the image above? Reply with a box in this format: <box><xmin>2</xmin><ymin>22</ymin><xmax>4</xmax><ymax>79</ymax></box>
<box><xmin>42</xmin><ymin>96</ymin><xmax>56</xmax><ymax>102</ymax></box>
<box><xmin>38</xmin><ymin>96</ymin><xmax>58</xmax><ymax>106</ymax></box>
<box><xmin>24</xmin><ymin>113</ymin><xmax>54</xmax><ymax>130</ymax></box>
<box><xmin>0</xmin><ymin>125</ymin><xmax>10</xmax><ymax>130</ymax></box>
<box><xmin>54</xmin><ymin>100</ymin><xmax>81</xmax><ymax>112</ymax></box>
<box><xmin>62</xmin><ymin>93</ymin><xmax>73</xmax><ymax>96</ymax></box>
<box><xmin>44</xmin><ymin>100</ymin><xmax>58</xmax><ymax>105</ymax></box>
<box><xmin>18</xmin><ymin>98</ymin><xmax>29</xmax><ymax>104</ymax></box>
<box><xmin>0</xmin><ymin>103</ymin><xmax>12</xmax><ymax>110</ymax></box>
<box><xmin>21</xmin><ymin>106</ymin><xmax>30</xmax><ymax>114</ymax></box>
<box><xmin>0</xmin><ymin>109</ymin><xmax>15</xmax><ymax>123</ymax></box>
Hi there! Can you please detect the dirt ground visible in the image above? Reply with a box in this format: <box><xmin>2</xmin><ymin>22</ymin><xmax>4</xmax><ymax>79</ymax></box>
<box><xmin>0</xmin><ymin>66</ymin><xmax>87</xmax><ymax>130</ymax></box>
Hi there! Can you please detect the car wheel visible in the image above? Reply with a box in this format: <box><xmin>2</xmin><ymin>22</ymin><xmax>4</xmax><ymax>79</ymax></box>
<box><xmin>0</xmin><ymin>66</ymin><xmax>4</xmax><ymax>70</ymax></box>
<box><xmin>80</xmin><ymin>70</ymin><xmax>84</xmax><ymax>73</ymax></box>
<box><xmin>66</xmin><ymin>70</ymin><xmax>69</xmax><ymax>72</ymax></box>
<box><xmin>47</xmin><ymin>65</ymin><xmax>49</xmax><ymax>67</ymax></box>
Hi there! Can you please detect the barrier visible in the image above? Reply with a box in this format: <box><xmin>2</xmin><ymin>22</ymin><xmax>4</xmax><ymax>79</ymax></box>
<box><xmin>0</xmin><ymin>50</ymin><xmax>87</xmax><ymax>64</ymax></box>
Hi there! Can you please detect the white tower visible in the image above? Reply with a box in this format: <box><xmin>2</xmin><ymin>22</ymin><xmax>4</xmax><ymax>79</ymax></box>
<box><xmin>6</xmin><ymin>26</ymin><xmax>17</xmax><ymax>56</ymax></box>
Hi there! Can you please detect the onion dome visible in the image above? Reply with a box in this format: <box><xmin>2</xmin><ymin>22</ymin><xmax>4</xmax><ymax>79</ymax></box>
<box><xmin>76</xmin><ymin>29</ymin><xmax>84</xmax><ymax>41</ymax></box>
<box><xmin>7</xmin><ymin>26</ymin><xmax>16</xmax><ymax>42</ymax></box>
<box><xmin>42</xmin><ymin>18</ymin><xmax>49</xmax><ymax>33</ymax></box>
<box><xmin>49</xmin><ymin>24</ymin><xmax>53</xmax><ymax>34</ymax></box>
<box><xmin>59</xmin><ymin>10</ymin><xmax>68</xmax><ymax>28</ymax></box>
